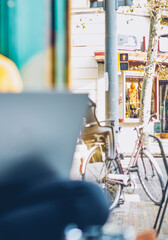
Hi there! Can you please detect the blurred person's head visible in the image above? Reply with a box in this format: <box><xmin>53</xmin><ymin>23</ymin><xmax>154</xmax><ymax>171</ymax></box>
<box><xmin>0</xmin><ymin>54</ymin><xmax>23</xmax><ymax>92</ymax></box>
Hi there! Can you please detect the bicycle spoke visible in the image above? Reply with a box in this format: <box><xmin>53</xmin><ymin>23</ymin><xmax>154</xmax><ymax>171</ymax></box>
<box><xmin>83</xmin><ymin>146</ymin><xmax>122</xmax><ymax>211</ymax></box>
<box><xmin>86</xmin><ymin>162</ymin><xmax>105</xmax><ymax>182</ymax></box>
<box><xmin>137</xmin><ymin>150</ymin><xmax>164</xmax><ymax>205</ymax></box>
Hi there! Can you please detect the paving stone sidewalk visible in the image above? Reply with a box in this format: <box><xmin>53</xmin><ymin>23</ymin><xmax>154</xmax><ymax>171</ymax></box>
<box><xmin>71</xmin><ymin>141</ymin><xmax>168</xmax><ymax>240</ymax></box>
<box><xmin>104</xmin><ymin>157</ymin><xmax>168</xmax><ymax>240</ymax></box>
<box><xmin>107</xmin><ymin>200</ymin><xmax>168</xmax><ymax>240</ymax></box>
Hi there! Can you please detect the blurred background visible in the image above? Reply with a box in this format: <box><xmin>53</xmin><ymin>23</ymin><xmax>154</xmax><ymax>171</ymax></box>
<box><xmin>0</xmin><ymin>0</ymin><xmax>71</xmax><ymax>92</ymax></box>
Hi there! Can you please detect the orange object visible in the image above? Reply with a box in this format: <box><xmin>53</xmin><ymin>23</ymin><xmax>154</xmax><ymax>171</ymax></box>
<box><xmin>79</xmin><ymin>157</ymin><xmax>83</xmax><ymax>174</ymax></box>
<box><xmin>136</xmin><ymin>230</ymin><xmax>157</xmax><ymax>240</ymax></box>
<box><xmin>160</xmin><ymin>133</ymin><xmax>168</xmax><ymax>139</ymax></box>
<box><xmin>127</xmin><ymin>83</ymin><xmax>139</xmax><ymax>109</ymax></box>
<box><xmin>131</xmin><ymin>83</ymin><xmax>135</xmax><ymax>89</ymax></box>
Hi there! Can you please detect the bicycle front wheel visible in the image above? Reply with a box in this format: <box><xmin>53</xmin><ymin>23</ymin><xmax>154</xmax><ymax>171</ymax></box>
<box><xmin>82</xmin><ymin>146</ymin><xmax>122</xmax><ymax>211</ymax></box>
<box><xmin>137</xmin><ymin>149</ymin><xmax>164</xmax><ymax>205</ymax></box>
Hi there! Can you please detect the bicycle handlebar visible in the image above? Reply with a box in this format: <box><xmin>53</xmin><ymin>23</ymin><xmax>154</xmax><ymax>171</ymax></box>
<box><xmin>149</xmin><ymin>113</ymin><xmax>157</xmax><ymax>123</ymax></box>
<box><xmin>134</xmin><ymin>113</ymin><xmax>157</xmax><ymax>132</ymax></box>
<box><xmin>99</xmin><ymin>120</ymin><xmax>115</xmax><ymax>127</ymax></box>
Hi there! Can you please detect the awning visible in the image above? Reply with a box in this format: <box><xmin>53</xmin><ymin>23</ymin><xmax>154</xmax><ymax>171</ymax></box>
<box><xmin>94</xmin><ymin>51</ymin><xmax>168</xmax><ymax>64</ymax></box>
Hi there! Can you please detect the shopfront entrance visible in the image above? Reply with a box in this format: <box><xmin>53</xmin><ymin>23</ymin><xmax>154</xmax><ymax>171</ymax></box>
<box><xmin>159</xmin><ymin>81</ymin><xmax>168</xmax><ymax>133</ymax></box>
<box><xmin>125</xmin><ymin>75</ymin><xmax>156</xmax><ymax>121</ymax></box>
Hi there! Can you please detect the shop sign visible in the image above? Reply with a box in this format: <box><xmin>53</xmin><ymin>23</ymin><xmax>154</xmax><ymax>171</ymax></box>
<box><xmin>120</xmin><ymin>53</ymin><xmax>129</xmax><ymax>71</ymax></box>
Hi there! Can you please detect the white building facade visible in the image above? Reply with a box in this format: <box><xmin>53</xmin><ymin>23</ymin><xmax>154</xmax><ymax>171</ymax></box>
<box><xmin>71</xmin><ymin>0</ymin><xmax>168</xmax><ymax>135</ymax></box>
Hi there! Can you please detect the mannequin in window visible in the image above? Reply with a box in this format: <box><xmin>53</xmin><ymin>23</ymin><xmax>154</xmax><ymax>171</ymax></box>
<box><xmin>127</xmin><ymin>83</ymin><xmax>139</xmax><ymax>118</ymax></box>
<box><xmin>0</xmin><ymin>54</ymin><xmax>23</xmax><ymax>92</ymax></box>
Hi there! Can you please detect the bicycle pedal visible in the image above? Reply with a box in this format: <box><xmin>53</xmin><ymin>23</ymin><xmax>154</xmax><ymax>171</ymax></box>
<box><xmin>119</xmin><ymin>198</ymin><xmax>125</xmax><ymax>205</ymax></box>
<box><xmin>129</xmin><ymin>166</ymin><xmax>138</xmax><ymax>172</ymax></box>
<box><xmin>120</xmin><ymin>153</ymin><xmax>124</xmax><ymax>160</ymax></box>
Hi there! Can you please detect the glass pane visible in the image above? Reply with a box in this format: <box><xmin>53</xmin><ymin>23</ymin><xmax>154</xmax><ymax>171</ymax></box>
<box><xmin>125</xmin><ymin>77</ymin><xmax>156</xmax><ymax>119</ymax></box>
<box><xmin>159</xmin><ymin>83</ymin><xmax>168</xmax><ymax>132</ymax></box>
<box><xmin>125</xmin><ymin>77</ymin><xmax>141</xmax><ymax>118</ymax></box>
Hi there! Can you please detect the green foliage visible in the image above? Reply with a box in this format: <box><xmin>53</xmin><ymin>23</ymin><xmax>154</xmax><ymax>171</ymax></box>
<box><xmin>130</xmin><ymin>65</ymin><xmax>144</xmax><ymax>71</ymax></box>
<box><xmin>157</xmin><ymin>64</ymin><xmax>168</xmax><ymax>79</ymax></box>
<box><xmin>147</xmin><ymin>0</ymin><xmax>168</xmax><ymax>9</ymax></box>
<box><xmin>125</xmin><ymin>0</ymin><xmax>168</xmax><ymax>16</ymax></box>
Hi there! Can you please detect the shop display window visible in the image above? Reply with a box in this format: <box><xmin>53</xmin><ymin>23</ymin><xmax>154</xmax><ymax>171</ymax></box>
<box><xmin>159</xmin><ymin>82</ymin><xmax>168</xmax><ymax>132</ymax></box>
<box><xmin>125</xmin><ymin>77</ymin><xmax>156</xmax><ymax>119</ymax></box>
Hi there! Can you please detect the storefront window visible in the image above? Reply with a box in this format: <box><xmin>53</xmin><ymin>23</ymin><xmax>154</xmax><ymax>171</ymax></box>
<box><xmin>159</xmin><ymin>82</ymin><xmax>168</xmax><ymax>132</ymax></box>
<box><xmin>125</xmin><ymin>77</ymin><xmax>156</xmax><ymax>119</ymax></box>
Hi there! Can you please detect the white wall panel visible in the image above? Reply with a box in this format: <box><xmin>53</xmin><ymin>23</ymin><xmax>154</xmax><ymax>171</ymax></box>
<box><xmin>71</xmin><ymin>79</ymin><xmax>97</xmax><ymax>90</ymax></box>
<box><xmin>118</xmin><ymin>14</ymin><xmax>149</xmax><ymax>39</ymax></box>
<box><xmin>160</xmin><ymin>37</ymin><xmax>168</xmax><ymax>52</ymax></box>
<box><xmin>71</xmin><ymin>89</ymin><xmax>97</xmax><ymax>103</ymax></box>
<box><xmin>72</xmin><ymin>34</ymin><xmax>105</xmax><ymax>47</ymax></box>
<box><xmin>72</xmin><ymin>68</ymin><xmax>98</xmax><ymax>79</ymax></box>
<box><xmin>71</xmin><ymin>46</ymin><xmax>104</xmax><ymax>57</ymax></box>
<box><xmin>71</xmin><ymin>13</ymin><xmax>105</xmax><ymax>24</ymax></box>
<box><xmin>72</xmin><ymin>23</ymin><xmax>105</xmax><ymax>35</ymax></box>
<box><xmin>71</xmin><ymin>0</ymin><xmax>89</xmax><ymax>9</ymax></box>
<box><xmin>71</xmin><ymin>57</ymin><xmax>97</xmax><ymax>68</ymax></box>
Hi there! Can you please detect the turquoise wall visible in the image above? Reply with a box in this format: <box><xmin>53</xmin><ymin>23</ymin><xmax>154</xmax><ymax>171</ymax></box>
<box><xmin>0</xmin><ymin>0</ymin><xmax>9</xmax><ymax>56</ymax></box>
<box><xmin>9</xmin><ymin>0</ymin><xmax>47</xmax><ymax>69</ymax></box>
<box><xmin>54</xmin><ymin>0</ymin><xmax>66</xmax><ymax>90</ymax></box>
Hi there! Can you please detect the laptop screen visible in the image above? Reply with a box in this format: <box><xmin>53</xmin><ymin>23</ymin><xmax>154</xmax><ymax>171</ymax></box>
<box><xmin>0</xmin><ymin>92</ymin><xmax>88</xmax><ymax>179</ymax></box>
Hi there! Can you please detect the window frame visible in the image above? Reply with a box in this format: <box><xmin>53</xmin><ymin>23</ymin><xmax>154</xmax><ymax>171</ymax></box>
<box><xmin>123</xmin><ymin>71</ymin><xmax>157</xmax><ymax>123</ymax></box>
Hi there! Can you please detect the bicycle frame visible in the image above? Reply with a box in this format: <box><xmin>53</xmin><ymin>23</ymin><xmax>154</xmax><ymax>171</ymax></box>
<box><xmin>115</xmin><ymin>128</ymin><xmax>161</xmax><ymax>191</ymax></box>
<box><xmin>80</xmin><ymin>143</ymin><xmax>105</xmax><ymax>175</ymax></box>
<box><xmin>80</xmin><ymin>129</ymin><xmax>143</xmax><ymax>186</ymax></box>
<box><xmin>118</xmin><ymin>131</ymin><xmax>143</xmax><ymax>174</ymax></box>
<box><xmin>118</xmin><ymin>113</ymin><xmax>158</xmax><ymax>175</ymax></box>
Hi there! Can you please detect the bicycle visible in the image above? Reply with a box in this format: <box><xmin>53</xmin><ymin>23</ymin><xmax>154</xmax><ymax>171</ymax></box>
<box><xmin>116</xmin><ymin>116</ymin><xmax>165</xmax><ymax>205</ymax></box>
<box><xmin>79</xmin><ymin>98</ymin><xmax>165</xmax><ymax>211</ymax></box>
<box><xmin>79</xmin><ymin>98</ymin><xmax>122</xmax><ymax>211</ymax></box>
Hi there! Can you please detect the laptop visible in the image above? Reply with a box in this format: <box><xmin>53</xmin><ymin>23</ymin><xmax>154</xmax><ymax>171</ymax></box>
<box><xmin>0</xmin><ymin>92</ymin><xmax>88</xmax><ymax>179</ymax></box>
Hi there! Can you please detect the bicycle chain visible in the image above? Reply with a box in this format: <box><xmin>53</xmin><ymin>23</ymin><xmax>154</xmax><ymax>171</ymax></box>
<box><xmin>104</xmin><ymin>179</ymin><xmax>135</xmax><ymax>194</ymax></box>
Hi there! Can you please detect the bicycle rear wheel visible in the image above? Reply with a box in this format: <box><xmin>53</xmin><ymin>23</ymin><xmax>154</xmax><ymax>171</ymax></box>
<box><xmin>82</xmin><ymin>146</ymin><xmax>122</xmax><ymax>211</ymax></box>
<box><xmin>137</xmin><ymin>149</ymin><xmax>164</xmax><ymax>205</ymax></box>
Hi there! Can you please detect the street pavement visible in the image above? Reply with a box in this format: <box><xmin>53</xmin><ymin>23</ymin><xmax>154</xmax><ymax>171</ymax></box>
<box><xmin>70</xmin><ymin>144</ymin><xmax>168</xmax><ymax>240</ymax></box>
<box><xmin>107</xmin><ymin>163</ymin><xmax>168</xmax><ymax>240</ymax></box>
